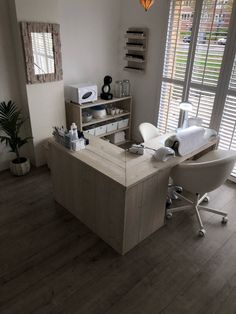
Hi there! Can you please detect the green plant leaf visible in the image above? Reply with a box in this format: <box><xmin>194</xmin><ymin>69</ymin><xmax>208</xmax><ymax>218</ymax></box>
<box><xmin>0</xmin><ymin>100</ymin><xmax>32</xmax><ymax>158</ymax></box>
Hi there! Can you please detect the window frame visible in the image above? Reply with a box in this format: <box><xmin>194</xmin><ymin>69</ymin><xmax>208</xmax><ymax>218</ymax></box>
<box><xmin>157</xmin><ymin>0</ymin><xmax>236</xmax><ymax>131</ymax></box>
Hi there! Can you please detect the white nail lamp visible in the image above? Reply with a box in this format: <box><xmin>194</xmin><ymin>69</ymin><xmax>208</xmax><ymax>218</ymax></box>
<box><xmin>178</xmin><ymin>101</ymin><xmax>193</xmax><ymax>129</ymax></box>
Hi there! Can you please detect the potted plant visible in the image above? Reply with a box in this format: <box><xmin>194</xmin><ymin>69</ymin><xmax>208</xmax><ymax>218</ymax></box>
<box><xmin>0</xmin><ymin>100</ymin><xmax>32</xmax><ymax>176</ymax></box>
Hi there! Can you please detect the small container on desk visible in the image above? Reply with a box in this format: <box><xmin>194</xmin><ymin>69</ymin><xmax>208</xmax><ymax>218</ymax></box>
<box><xmin>72</xmin><ymin>138</ymin><xmax>85</xmax><ymax>151</ymax></box>
<box><xmin>115</xmin><ymin>81</ymin><xmax>124</xmax><ymax>98</ymax></box>
<box><xmin>108</xmin><ymin>131</ymin><xmax>126</xmax><ymax>145</ymax></box>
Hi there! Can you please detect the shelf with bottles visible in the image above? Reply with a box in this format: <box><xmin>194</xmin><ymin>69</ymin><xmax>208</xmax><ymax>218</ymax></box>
<box><xmin>124</xmin><ymin>27</ymin><xmax>148</xmax><ymax>72</ymax></box>
<box><xmin>52</xmin><ymin>125</ymin><xmax>88</xmax><ymax>152</ymax></box>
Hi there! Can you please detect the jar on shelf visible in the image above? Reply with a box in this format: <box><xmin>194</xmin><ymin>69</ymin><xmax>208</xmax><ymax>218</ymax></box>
<box><xmin>115</xmin><ymin>80</ymin><xmax>123</xmax><ymax>98</ymax></box>
<box><xmin>122</xmin><ymin>80</ymin><xmax>130</xmax><ymax>97</ymax></box>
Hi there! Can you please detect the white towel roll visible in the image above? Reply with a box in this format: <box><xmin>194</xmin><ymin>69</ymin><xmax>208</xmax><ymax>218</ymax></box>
<box><xmin>165</xmin><ymin>126</ymin><xmax>213</xmax><ymax>156</ymax></box>
<box><xmin>203</xmin><ymin>128</ymin><xmax>217</xmax><ymax>141</ymax></box>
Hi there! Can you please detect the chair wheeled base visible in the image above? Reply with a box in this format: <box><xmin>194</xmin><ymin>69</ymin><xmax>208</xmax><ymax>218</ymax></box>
<box><xmin>166</xmin><ymin>192</ymin><xmax>228</xmax><ymax>237</ymax></box>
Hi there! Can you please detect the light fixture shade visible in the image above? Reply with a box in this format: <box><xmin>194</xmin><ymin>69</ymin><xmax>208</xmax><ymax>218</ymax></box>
<box><xmin>178</xmin><ymin>101</ymin><xmax>193</xmax><ymax>129</ymax></box>
<box><xmin>140</xmin><ymin>0</ymin><xmax>155</xmax><ymax>11</ymax></box>
<box><xmin>179</xmin><ymin>101</ymin><xmax>193</xmax><ymax>112</ymax></box>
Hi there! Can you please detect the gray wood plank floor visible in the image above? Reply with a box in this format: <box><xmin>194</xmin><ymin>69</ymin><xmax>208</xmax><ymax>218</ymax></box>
<box><xmin>0</xmin><ymin>166</ymin><xmax>236</xmax><ymax>314</ymax></box>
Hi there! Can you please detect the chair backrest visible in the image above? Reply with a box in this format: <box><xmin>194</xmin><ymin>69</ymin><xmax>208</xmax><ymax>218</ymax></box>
<box><xmin>139</xmin><ymin>123</ymin><xmax>160</xmax><ymax>142</ymax></box>
<box><xmin>171</xmin><ymin>150</ymin><xmax>236</xmax><ymax>194</ymax></box>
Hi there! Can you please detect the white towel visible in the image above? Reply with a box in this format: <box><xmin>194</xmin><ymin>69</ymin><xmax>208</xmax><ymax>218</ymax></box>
<box><xmin>203</xmin><ymin>128</ymin><xmax>217</xmax><ymax>141</ymax></box>
<box><xmin>165</xmin><ymin>126</ymin><xmax>217</xmax><ymax>156</ymax></box>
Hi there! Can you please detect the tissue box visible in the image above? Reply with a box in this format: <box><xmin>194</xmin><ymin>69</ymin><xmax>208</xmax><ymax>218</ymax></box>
<box><xmin>108</xmin><ymin>131</ymin><xmax>125</xmax><ymax>144</ymax></box>
<box><xmin>72</xmin><ymin>139</ymin><xmax>85</xmax><ymax>151</ymax></box>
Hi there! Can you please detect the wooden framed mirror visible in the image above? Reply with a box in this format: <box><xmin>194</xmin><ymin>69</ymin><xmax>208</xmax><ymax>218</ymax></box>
<box><xmin>21</xmin><ymin>22</ymin><xmax>63</xmax><ymax>84</ymax></box>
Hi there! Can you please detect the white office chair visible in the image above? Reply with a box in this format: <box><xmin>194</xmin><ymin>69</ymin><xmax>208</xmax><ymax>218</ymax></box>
<box><xmin>138</xmin><ymin>122</ymin><xmax>182</xmax><ymax>205</ymax></box>
<box><xmin>167</xmin><ymin>149</ymin><xmax>236</xmax><ymax>237</ymax></box>
<box><xmin>139</xmin><ymin>122</ymin><xmax>160</xmax><ymax>142</ymax></box>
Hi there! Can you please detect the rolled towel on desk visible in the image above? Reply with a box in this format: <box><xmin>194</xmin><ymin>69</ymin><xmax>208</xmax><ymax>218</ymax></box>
<box><xmin>204</xmin><ymin>128</ymin><xmax>217</xmax><ymax>141</ymax></box>
<box><xmin>165</xmin><ymin>126</ymin><xmax>216</xmax><ymax>156</ymax></box>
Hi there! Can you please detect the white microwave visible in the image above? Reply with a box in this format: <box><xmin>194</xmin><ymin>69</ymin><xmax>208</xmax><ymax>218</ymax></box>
<box><xmin>68</xmin><ymin>83</ymin><xmax>98</xmax><ymax>104</ymax></box>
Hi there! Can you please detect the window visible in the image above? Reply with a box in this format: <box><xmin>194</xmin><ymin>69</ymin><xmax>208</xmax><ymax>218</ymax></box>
<box><xmin>158</xmin><ymin>0</ymin><xmax>236</xmax><ymax>177</ymax></box>
<box><xmin>215</xmin><ymin>13</ymin><xmax>225</xmax><ymax>23</ymax></box>
<box><xmin>183</xmin><ymin>0</ymin><xmax>192</xmax><ymax>5</ymax></box>
<box><xmin>158</xmin><ymin>0</ymin><xmax>196</xmax><ymax>133</ymax></box>
<box><xmin>182</xmin><ymin>12</ymin><xmax>193</xmax><ymax>20</ymax></box>
<box><xmin>218</xmin><ymin>53</ymin><xmax>236</xmax><ymax>177</ymax></box>
<box><xmin>158</xmin><ymin>83</ymin><xmax>184</xmax><ymax>132</ymax></box>
<box><xmin>158</xmin><ymin>0</ymin><xmax>234</xmax><ymax>130</ymax></box>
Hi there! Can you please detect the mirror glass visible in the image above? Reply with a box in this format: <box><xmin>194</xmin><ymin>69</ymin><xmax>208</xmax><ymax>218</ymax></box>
<box><xmin>31</xmin><ymin>32</ymin><xmax>55</xmax><ymax>75</ymax></box>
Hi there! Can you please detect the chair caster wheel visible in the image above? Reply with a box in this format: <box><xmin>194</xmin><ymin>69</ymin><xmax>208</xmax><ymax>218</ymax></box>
<box><xmin>166</xmin><ymin>198</ymin><xmax>172</xmax><ymax>209</ymax></box>
<box><xmin>198</xmin><ymin>229</ymin><xmax>206</xmax><ymax>237</ymax></box>
<box><xmin>175</xmin><ymin>186</ymin><xmax>183</xmax><ymax>194</ymax></box>
<box><xmin>222</xmin><ymin>216</ymin><xmax>228</xmax><ymax>224</ymax></box>
<box><xmin>203</xmin><ymin>196</ymin><xmax>210</xmax><ymax>203</ymax></box>
<box><xmin>166</xmin><ymin>212</ymin><xmax>173</xmax><ymax>220</ymax></box>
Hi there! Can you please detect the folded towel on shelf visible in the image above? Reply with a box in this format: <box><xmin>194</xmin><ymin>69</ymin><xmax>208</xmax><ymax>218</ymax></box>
<box><xmin>165</xmin><ymin>126</ymin><xmax>217</xmax><ymax>156</ymax></box>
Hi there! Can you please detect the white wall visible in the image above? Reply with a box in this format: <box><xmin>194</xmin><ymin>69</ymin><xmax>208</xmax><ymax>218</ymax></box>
<box><xmin>59</xmin><ymin>0</ymin><xmax>122</xmax><ymax>93</ymax></box>
<box><xmin>0</xmin><ymin>0</ymin><xmax>170</xmax><ymax>171</ymax></box>
<box><xmin>25</xmin><ymin>81</ymin><xmax>65</xmax><ymax>164</ymax></box>
<box><xmin>0</xmin><ymin>0</ymin><xmax>21</xmax><ymax>171</ymax></box>
<box><xmin>14</xmin><ymin>0</ymin><xmax>66</xmax><ymax>167</ymax></box>
<box><xmin>119</xmin><ymin>0</ymin><xmax>170</xmax><ymax>140</ymax></box>
<box><xmin>15</xmin><ymin>0</ymin><xmax>60</xmax><ymax>22</ymax></box>
<box><xmin>5</xmin><ymin>0</ymin><xmax>122</xmax><ymax>168</ymax></box>
<box><xmin>13</xmin><ymin>0</ymin><xmax>123</xmax><ymax>167</ymax></box>
<box><xmin>59</xmin><ymin>0</ymin><xmax>170</xmax><ymax>140</ymax></box>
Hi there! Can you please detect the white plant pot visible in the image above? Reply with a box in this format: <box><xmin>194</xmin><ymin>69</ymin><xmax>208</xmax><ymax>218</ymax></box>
<box><xmin>10</xmin><ymin>157</ymin><xmax>30</xmax><ymax>176</ymax></box>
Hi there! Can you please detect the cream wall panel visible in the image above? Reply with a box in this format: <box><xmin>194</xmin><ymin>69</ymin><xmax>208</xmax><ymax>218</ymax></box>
<box><xmin>26</xmin><ymin>81</ymin><xmax>65</xmax><ymax>166</ymax></box>
<box><xmin>13</xmin><ymin>0</ymin><xmax>65</xmax><ymax>167</ymax></box>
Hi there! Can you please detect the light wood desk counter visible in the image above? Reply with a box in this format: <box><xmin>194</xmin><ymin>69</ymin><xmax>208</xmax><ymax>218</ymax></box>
<box><xmin>49</xmin><ymin>134</ymin><xmax>218</xmax><ymax>254</ymax></box>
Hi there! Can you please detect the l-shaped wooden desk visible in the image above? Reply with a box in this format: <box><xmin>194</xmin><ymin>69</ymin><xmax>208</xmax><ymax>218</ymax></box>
<box><xmin>49</xmin><ymin>134</ymin><xmax>218</xmax><ymax>255</ymax></box>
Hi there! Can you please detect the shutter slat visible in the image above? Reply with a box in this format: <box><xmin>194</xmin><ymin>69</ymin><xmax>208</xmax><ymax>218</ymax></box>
<box><xmin>191</xmin><ymin>0</ymin><xmax>232</xmax><ymax>87</ymax></box>
<box><xmin>219</xmin><ymin>94</ymin><xmax>236</xmax><ymax>177</ymax></box>
<box><xmin>163</xmin><ymin>0</ymin><xmax>196</xmax><ymax>81</ymax></box>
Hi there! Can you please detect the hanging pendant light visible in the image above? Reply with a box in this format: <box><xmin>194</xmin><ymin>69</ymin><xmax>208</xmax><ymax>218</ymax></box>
<box><xmin>140</xmin><ymin>0</ymin><xmax>155</xmax><ymax>11</ymax></box>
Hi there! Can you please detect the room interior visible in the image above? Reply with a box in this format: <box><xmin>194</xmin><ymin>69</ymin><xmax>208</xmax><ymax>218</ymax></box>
<box><xmin>1</xmin><ymin>0</ymin><xmax>236</xmax><ymax>313</ymax></box>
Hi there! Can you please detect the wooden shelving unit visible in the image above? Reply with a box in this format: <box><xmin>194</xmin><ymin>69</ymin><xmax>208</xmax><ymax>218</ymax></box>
<box><xmin>65</xmin><ymin>96</ymin><xmax>132</xmax><ymax>144</ymax></box>
<box><xmin>124</xmin><ymin>27</ymin><xmax>148</xmax><ymax>73</ymax></box>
